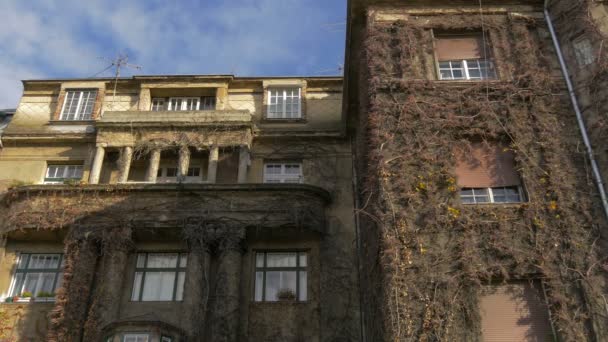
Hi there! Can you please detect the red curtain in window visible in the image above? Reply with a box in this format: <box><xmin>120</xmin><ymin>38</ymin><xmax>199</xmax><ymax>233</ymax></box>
<box><xmin>454</xmin><ymin>143</ymin><xmax>521</xmax><ymax>188</ymax></box>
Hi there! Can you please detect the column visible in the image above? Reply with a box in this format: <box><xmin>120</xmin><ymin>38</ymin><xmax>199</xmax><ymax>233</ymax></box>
<box><xmin>209</xmin><ymin>229</ymin><xmax>245</xmax><ymax>342</ymax></box>
<box><xmin>89</xmin><ymin>144</ymin><xmax>106</xmax><ymax>184</ymax></box>
<box><xmin>207</xmin><ymin>145</ymin><xmax>219</xmax><ymax>183</ymax></box>
<box><xmin>145</xmin><ymin>149</ymin><xmax>161</xmax><ymax>183</ymax></box>
<box><xmin>83</xmin><ymin>227</ymin><xmax>133</xmax><ymax>342</ymax></box>
<box><xmin>183</xmin><ymin>223</ymin><xmax>212</xmax><ymax>340</ymax></box>
<box><xmin>237</xmin><ymin>145</ymin><xmax>249</xmax><ymax>184</ymax></box>
<box><xmin>177</xmin><ymin>146</ymin><xmax>191</xmax><ymax>182</ymax></box>
<box><xmin>118</xmin><ymin>146</ymin><xmax>133</xmax><ymax>183</ymax></box>
<box><xmin>46</xmin><ymin>233</ymin><xmax>100</xmax><ymax>342</ymax></box>
<box><xmin>138</xmin><ymin>87</ymin><xmax>151</xmax><ymax>111</ymax></box>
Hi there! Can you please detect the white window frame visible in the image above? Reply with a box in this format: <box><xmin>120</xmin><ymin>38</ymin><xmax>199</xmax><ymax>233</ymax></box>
<box><xmin>151</xmin><ymin>98</ymin><xmax>166</xmax><ymax>111</ymax></box>
<box><xmin>44</xmin><ymin>164</ymin><xmax>84</xmax><ymax>184</ymax></box>
<box><xmin>459</xmin><ymin>186</ymin><xmax>524</xmax><ymax>204</ymax></box>
<box><xmin>263</xmin><ymin>163</ymin><xmax>303</xmax><ymax>183</ymax></box>
<box><xmin>267</xmin><ymin>87</ymin><xmax>302</xmax><ymax>119</ymax></box>
<box><xmin>8</xmin><ymin>253</ymin><xmax>64</xmax><ymax>301</ymax></box>
<box><xmin>59</xmin><ymin>89</ymin><xmax>98</xmax><ymax>120</ymax></box>
<box><xmin>122</xmin><ymin>334</ymin><xmax>149</xmax><ymax>342</ymax></box>
<box><xmin>438</xmin><ymin>59</ymin><xmax>496</xmax><ymax>80</ymax></box>
<box><xmin>167</xmin><ymin>97</ymin><xmax>200</xmax><ymax>111</ymax></box>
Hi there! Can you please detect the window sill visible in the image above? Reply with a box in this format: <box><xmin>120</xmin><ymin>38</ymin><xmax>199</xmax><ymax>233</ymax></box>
<box><xmin>251</xmin><ymin>301</ymin><xmax>310</xmax><ymax>305</ymax></box>
<box><xmin>461</xmin><ymin>202</ymin><xmax>526</xmax><ymax>207</ymax></box>
<box><xmin>261</xmin><ymin>118</ymin><xmax>307</xmax><ymax>124</ymax></box>
<box><xmin>48</xmin><ymin>120</ymin><xmax>96</xmax><ymax>125</ymax></box>
<box><xmin>2</xmin><ymin>298</ymin><xmax>56</xmax><ymax>304</ymax></box>
<box><xmin>434</xmin><ymin>79</ymin><xmax>502</xmax><ymax>84</ymax></box>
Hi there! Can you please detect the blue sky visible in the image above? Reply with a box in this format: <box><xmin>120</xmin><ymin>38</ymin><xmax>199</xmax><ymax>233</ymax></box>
<box><xmin>0</xmin><ymin>0</ymin><xmax>346</xmax><ymax>108</ymax></box>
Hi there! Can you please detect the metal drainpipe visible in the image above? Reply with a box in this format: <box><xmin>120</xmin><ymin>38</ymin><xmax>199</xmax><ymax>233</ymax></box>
<box><xmin>544</xmin><ymin>0</ymin><xmax>608</xmax><ymax>220</ymax></box>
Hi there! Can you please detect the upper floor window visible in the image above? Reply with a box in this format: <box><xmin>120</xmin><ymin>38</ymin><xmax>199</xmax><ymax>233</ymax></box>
<box><xmin>123</xmin><ymin>334</ymin><xmax>149</xmax><ymax>342</ymax></box>
<box><xmin>573</xmin><ymin>37</ymin><xmax>595</xmax><ymax>66</ymax></box>
<box><xmin>10</xmin><ymin>253</ymin><xmax>64</xmax><ymax>299</ymax></box>
<box><xmin>131</xmin><ymin>252</ymin><xmax>187</xmax><ymax>302</ymax></box>
<box><xmin>44</xmin><ymin>164</ymin><xmax>83</xmax><ymax>184</ymax></box>
<box><xmin>263</xmin><ymin>163</ymin><xmax>302</xmax><ymax>183</ymax></box>
<box><xmin>254</xmin><ymin>251</ymin><xmax>308</xmax><ymax>302</ymax></box>
<box><xmin>152</xmin><ymin>97</ymin><xmax>216</xmax><ymax>111</ymax></box>
<box><xmin>267</xmin><ymin>88</ymin><xmax>301</xmax><ymax>119</ymax></box>
<box><xmin>60</xmin><ymin>89</ymin><xmax>97</xmax><ymax>120</ymax></box>
<box><xmin>454</xmin><ymin>143</ymin><xmax>524</xmax><ymax>204</ymax></box>
<box><xmin>435</xmin><ymin>34</ymin><xmax>496</xmax><ymax>80</ymax></box>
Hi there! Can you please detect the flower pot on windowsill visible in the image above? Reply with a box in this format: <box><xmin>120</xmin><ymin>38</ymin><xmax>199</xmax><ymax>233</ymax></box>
<box><xmin>34</xmin><ymin>292</ymin><xmax>56</xmax><ymax>302</ymax></box>
<box><xmin>276</xmin><ymin>288</ymin><xmax>296</xmax><ymax>301</ymax></box>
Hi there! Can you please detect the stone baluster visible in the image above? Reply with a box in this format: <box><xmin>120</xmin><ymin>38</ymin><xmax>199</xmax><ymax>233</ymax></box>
<box><xmin>145</xmin><ymin>149</ymin><xmax>161</xmax><ymax>183</ymax></box>
<box><xmin>209</xmin><ymin>228</ymin><xmax>245</xmax><ymax>342</ymax></box>
<box><xmin>118</xmin><ymin>146</ymin><xmax>133</xmax><ymax>183</ymax></box>
<box><xmin>178</xmin><ymin>146</ymin><xmax>191</xmax><ymax>183</ymax></box>
<box><xmin>89</xmin><ymin>144</ymin><xmax>106</xmax><ymax>184</ymax></box>
<box><xmin>207</xmin><ymin>146</ymin><xmax>219</xmax><ymax>183</ymax></box>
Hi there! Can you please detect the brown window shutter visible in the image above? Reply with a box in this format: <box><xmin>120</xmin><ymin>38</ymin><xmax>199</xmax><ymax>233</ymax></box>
<box><xmin>480</xmin><ymin>281</ymin><xmax>554</xmax><ymax>342</ymax></box>
<box><xmin>436</xmin><ymin>35</ymin><xmax>484</xmax><ymax>61</ymax></box>
<box><xmin>454</xmin><ymin>143</ymin><xmax>520</xmax><ymax>188</ymax></box>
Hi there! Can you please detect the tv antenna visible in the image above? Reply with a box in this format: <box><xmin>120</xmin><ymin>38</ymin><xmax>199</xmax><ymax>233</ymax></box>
<box><xmin>98</xmin><ymin>53</ymin><xmax>142</xmax><ymax>111</ymax></box>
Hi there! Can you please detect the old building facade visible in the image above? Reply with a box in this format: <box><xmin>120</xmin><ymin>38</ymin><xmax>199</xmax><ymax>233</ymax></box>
<box><xmin>0</xmin><ymin>76</ymin><xmax>361</xmax><ymax>341</ymax></box>
<box><xmin>345</xmin><ymin>0</ymin><xmax>608</xmax><ymax>341</ymax></box>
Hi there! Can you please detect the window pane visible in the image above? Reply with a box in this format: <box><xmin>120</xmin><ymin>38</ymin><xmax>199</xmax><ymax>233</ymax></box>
<box><xmin>299</xmin><ymin>271</ymin><xmax>307</xmax><ymax>301</ymax></box>
<box><xmin>461</xmin><ymin>196</ymin><xmax>475</xmax><ymax>204</ymax></box>
<box><xmin>179</xmin><ymin>254</ymin><xmax>188</xmax><ymax>268</ymax></box>
<box><xmin>256</xmin><ymin>253</ymin><xmax>265</xmax><ymax>267</ymax></box>
<box><xmin>136</xmin><ymin>254</ymin><xmax>146</xmax><ymax>268</ymax></box>
<box><xmin>38</xmin><ymin>273</ymin><xmax>56</xmax><ymax>294</ymax></box>
<box><xmin>146</xmin><ymin>253</ymin><xmax>178</xmax><ymax>268</ymax></box>
<box><xmin>131</xmin><ymin>272</ymin><xmax>143</xmax><ymax>301</ymax></box>
<box><xmin>452</xmin><ymin>70</ymin><xmax>464</xmax><ymax>78</ymax></box>
<box><xmin>475</xmin><ymin>196</ymin><xmax>490</xmax><ymax>203</ymax></box>
<box><xmin>29</xmin><ymin>254</ymin><xmax>60</xmax><ymax>269</ymax></box>
<box><xmin>299</xmin><ymin>253</ymin><xmax>307</xmax><ymax>267</ymax></box>
<box><xmin>265</xmin><ymin>271</ymin><xmax>297</xmax><ymax>301</ymax></box>
<box><xmin>22</xmin><ymin>273</ymin><xmax>41</xmax><ymax>294</ymax></box>
<box><xmin>17</xmin><ymin>254</ymin><xmax>29</xmax><ymax>269</ymax></box>
<box><xmin>254</xmin><ymin>271</ymin><xmax>264</xmax><ymax>301</ymax></box>
<box><xmin>473</xmin><ymin>188</ymin><xmax>489</xmax><ymax>195</ymax></box>
<box><xmin>166</xmin><ymin>168</ymin><xmax>178</xmax><ymax>177</ymax></box>
<box><xmin>11</xmin><ymin>273</ymin><xmax>24</xmax><ymax>296</ymax></box>
<box><xmin>175</xmin><ymin>272</ymin><xmax>185</xmax><ymax>301</ymax></box>
<box><xmin>141</xmin><ymin>272</ymin><xmax>176</xmax><ymax>301</ymax></box>
<box><xmin>266</xmin><ymin>253</ymin><xmax>297</xmax><ymax>267</ymax></box>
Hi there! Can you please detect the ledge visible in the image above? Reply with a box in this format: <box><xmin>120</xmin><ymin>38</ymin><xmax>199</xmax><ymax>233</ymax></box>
<box><xmin>98</xmin><ymin>110</ymin><xmax>253</xmax><ymax>127</ymax></box>
<box><xmin>10</xmin><ymin>183</ymin><xmax>332</xmax><ymax>203</ymax></box>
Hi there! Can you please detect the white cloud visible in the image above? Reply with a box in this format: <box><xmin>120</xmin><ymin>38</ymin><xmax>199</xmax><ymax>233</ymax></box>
<box><xmin>0</xmin><ymin>0</ymin><xmax>345</xmax><ymax>107</ymax></box>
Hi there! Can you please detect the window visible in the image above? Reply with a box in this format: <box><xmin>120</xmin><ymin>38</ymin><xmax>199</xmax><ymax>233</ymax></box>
<box><xmin>460</xmin><ymin>186</ymin><xmax>522</xmax><ymax>204</ymax></box>
<box><xmin>200</xmin><ymin>96</ymin><xmax>216</xmax><ymax>110</ymax></box>
<box><xmin>263</xmin><ymin>163</ymin><xmax>302</xmax><ymax>183</ymax></box>
<box><xmin>267</xmin><ymin>88</ymin><xmax>301</xmax><ymax>119</ymax></box>
<box><xmin>10</xmin><ymin>254</ymin><xmax>64</xmax><ymax>298</ymax></box>
<box><xmin>161</xmin><ymin>336</ymin><xmax>173</xmax><ymax>342</ymax></box>
<box><xmin>168</xmin><ymin>97</ymin><xmax>199</xmax><ymax>111</ymax></box>
<box><xmin>151</xmin><ymin>98</ymin><xmax>166</xmax><ymax>111</ymax></box>
<box><xmin>454</xmin><ymin>143</ymin><xmax>523</xmax><ymax>204</ymax></box>
<box><xmin>156</xmin><ymin>167</ymin><xmax>202</xmax><ymax>183</ymax></box>
<box><xmin>123</xmin><ymin>334</ymin><xmax>149</xmax><ymax>342</ymax></box>
<box><xmin>254</xmin><ymin>251</ymin><xmax>307</xmax><ymax>302</ymax></box>
<box><xmin>573</xmin><ymin>37</ymin><xmax>595</xmax><ymax>66</ymax></box>
<box><xmin>435</xmin><ymin>34</ymin><xmax>496</xmax><ymax>80</ymax></box>
<box><xmin>44</xmin><ymin>165</ymin><xmax>83</xmax><ymax>184</ymax></box>
<box><xmin>131</xmin><ymin>253</ymin><xmax>187</xmax><ymax>301</ymax></box>
<box><xmin>59</xmin><ymin>90</ymin><xmax>97</xmax><ymax>120</ymax></box>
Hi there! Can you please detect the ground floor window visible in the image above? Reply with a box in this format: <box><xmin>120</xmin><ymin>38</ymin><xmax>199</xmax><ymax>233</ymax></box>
<box><xmin>10</xmin><ymin>253</ymin><xmax>64</xmax><ymax>299</ymax></box>
<box><xmin>254</xmin><ymin>251</ymin><xmax>307</xmax><ymax>302</ymax></box>
<box><xmin>131</xmin><ymin>253</ymin><xmax>187</xmax><ymax>301</ymax></box>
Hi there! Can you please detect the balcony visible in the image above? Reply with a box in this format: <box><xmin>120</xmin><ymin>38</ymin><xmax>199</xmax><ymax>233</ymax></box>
<box><xmin>98</xmin><ymin>109</ymin><xmax>252</xmax><ymax>127</ymax></box>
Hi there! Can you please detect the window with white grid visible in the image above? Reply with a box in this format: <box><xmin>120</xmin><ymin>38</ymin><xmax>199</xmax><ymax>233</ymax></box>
<box><xmin>151</xmin><ymin>98</ymin><xmax>166</xmax><ymax>111</ymax></box>
<box><xmin>44</xmin><ymin>165</ymin><xmax>83</xmax><ymax>184</ymax></box>
<box><xmin>168</xmin><ymin>97</ymin><xmax>200</xmax><ymax>111</ymax></box>
<box><xmin>123</xmin><ymin>334</ymin><xmax>149</xmax><ymax>342</ymax></box>
<box><xmin>267</xmin><ymin>88</ymin><xmax>301</xmax><ymax>119</ymax></box>
<box><xmin>459</xmin><ymin>186</ymin><xmax>523</xmax><ymax>204</ymax></box>
<box><xmin>263</xmin><ymin>163</ymin><xmax>302</xmax><ymax>183</ymax></box>
<box><xmin>59</xmin><ymin>90</ymin><xmax>97</xmax><ymax>120</ymax></box>
<box><xmin>438</xmin><ymin>60</ymin><xmax>496</xmax><ymax>80</ymax></box>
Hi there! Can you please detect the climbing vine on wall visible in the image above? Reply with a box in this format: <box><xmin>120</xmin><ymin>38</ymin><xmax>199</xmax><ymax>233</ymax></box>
<box><xmin>362</xmin><ymin>13</ymin><xmax>608</xmax><ymax>342</ymax></box>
